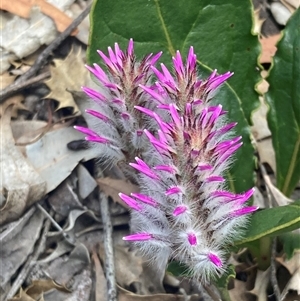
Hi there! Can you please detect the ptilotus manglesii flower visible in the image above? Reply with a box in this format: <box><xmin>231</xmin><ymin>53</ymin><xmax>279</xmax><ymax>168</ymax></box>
<box><xmin>119</xmin><ymin>47</ymin><xmax>258</xmax><ymax>282</ymax></box>
<box><xmin>75</xmin><ymin>39</ymin><xmax>162</xmax><ymax>172</ymax></box>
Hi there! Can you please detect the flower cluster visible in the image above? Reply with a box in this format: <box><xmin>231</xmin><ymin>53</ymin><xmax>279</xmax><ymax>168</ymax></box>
<box><xmin>77</xmin><ymin>40</ymin><xmax>258</xmax><ymax>282</ymax></box>
<box><xmin>75</xmin><ymin>39</ymin><xmax>162</xmax><ymax>174</ymax></box>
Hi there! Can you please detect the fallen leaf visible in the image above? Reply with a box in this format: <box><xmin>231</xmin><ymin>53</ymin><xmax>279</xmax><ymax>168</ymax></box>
<box><xmin>270</xmin><ymin>2</ymin><xmax>293</xmax><ymax>25</ymax></box>
<box><xmin>0</xmin><ymin>103</ymin><xmax>46</xmax><ymax>225</ymax></box>
<box><xmin>276</xmin><ymin>252</ymin><xmax>300</xmax><ymax>275</ymax></box>
<box><xmin>24</xmin><ymin>280</ymin><xmax>71</xmax><ymax>299</ymax></box>
<box><xmin>24</xmin><ymin>126</ymin><xmax>98</xmax><ymax>193</ymax></box>
<box><xmin>253</xmin><ymin>7</ymin><xmax>265</xmax><ymax>35</ymax></box>
<box><xmin>1</xmin><ymin>8</ymin><xmax>57</xmax><ymax>60</ymax></box>
<box><xmin>282</xmin><ymin>0</ymin><xmax>300</xmax><ymax>10</ymax></box>
<box><xmin>248</xmin><ymin>268</ymin><xmax>270</xmax><ymax>301</ymax></box>
<box><xmin>91</xmin><ymin>250</ymin><xmax>107</xmax><ymax>301</ymax></box>
<box><xmin>0</xmin><ymin>207</ymin><xmax>44</xmax><ymax>295</ymax></box>
<box><xmin>256</xmin><ymin>139</ymin><xmax>276</xmax><ymax>173</ymax></box>
<box><xmin>259</xmin><ymin>34</ymin><xmax>281</xmax><ymax>64</ymax></box>
<box><xmin>263</xmin><ymin>172</ymin><xmax>293</xmax><ymax>206</ymax></box>
<box><xmin>0</xmin><ymin>0</ymin><xmax>78</xmax><ymax>34</ymax></box>
<box><xmin>251</xmin><ymin>96</ymin><xmax>271</xmax><ymax>141</ymax></box>
<box><xmin>48</xmin><ymin>177</ymin><xmax>84</xmax><ymax>218</ymax></box>
<box><xmin>77</xmin><ymin>164</ymin><xmax>97</xmax><ymax>199</ymax></box>
<box><xmin>44</xmin><ymin>47</ymin><xmax>88</xmax><ymax>112</ymax></box>
<box><xmin>69</xmin><ymin>2</ymin><xmax>90</xmax><ymax>45</ymax></box>
<box><xmin>229</xmin><ymin>280</ymin><xmax>254</xmax><ymax>301</ymax></box>
<box><xmin>9</xmin><ymin>288</ymin><xmax>36</xmax><ymax>301</ymax></box>
<box><xmin>97</xmin><ymin>177</ymin><xmax>139</xmax><ymax>209</ymax></box>
<box><xmin>277</xmin><ymin>252</ymin><xmax>300</xmax><ymax>298</ymax></box>
<box><xmin>43</xmin><ymin>268</ymin><xmax>92</xmax><ymax>301</ymax></box>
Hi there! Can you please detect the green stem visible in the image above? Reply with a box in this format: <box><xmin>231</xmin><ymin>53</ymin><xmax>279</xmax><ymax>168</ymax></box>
<box><xmin>257</xmin><ymin>236</ymin><xmax>272</xmax><ymax>270</ymax></box>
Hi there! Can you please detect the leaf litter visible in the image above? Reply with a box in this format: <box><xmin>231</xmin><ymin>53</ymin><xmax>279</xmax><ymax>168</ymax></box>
<box><xmin>1</xmin><ymin>2</ymin><xmax>300</xmax><ymax>301</ymax></box>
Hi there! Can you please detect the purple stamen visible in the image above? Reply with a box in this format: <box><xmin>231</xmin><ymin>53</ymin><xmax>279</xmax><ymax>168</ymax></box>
<box><xmin>188</xmin><ymin>233</ymin><xmax>197</xmax><ymax>245</ymax></box>
<box><xmin>208</xmin><ymin>253</ymin><xmax>222</xmax><ymax>267</ymax></box>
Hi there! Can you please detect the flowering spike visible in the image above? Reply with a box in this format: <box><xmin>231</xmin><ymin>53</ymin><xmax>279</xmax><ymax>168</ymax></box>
<box><xmin>78</xmin><ymin>40</ymin><xmax>258</xmax><ymax>283</ymax></box>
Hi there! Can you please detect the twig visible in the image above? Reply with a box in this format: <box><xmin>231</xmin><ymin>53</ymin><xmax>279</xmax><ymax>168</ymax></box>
<box><xmin>0</xmin><ymin>3</ymin><xmax>91</xmax><ymax>102</ymax></box>
<box><xmin>99</xmin><ymin>191</ymin><xmax>117</xmax><ymax>301</ymax></box>
<box><xmin>2</xmin><ymin>71</ymin><xmax>50</xmax><ymax>99</ymax></box>
<box><xmin>270</xmin><ymin>237</ymin><xmax>281</xmax><ymax>301</ymax></box>
<box><xmin>5</xmin><ymin>209</ymin><xmax>52</xmax><ymax>300</ymax></box>
<box><xmin>36</xmin><ymin>203</ymin><xmax>75</xmax><ymax>245</ymax></box>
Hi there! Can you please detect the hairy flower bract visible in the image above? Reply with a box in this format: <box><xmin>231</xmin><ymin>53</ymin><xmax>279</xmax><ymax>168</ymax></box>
<box><xmin>77</xmin><ymin>40</ymin><xmax>258</xmax><ymax>283</ymax></box>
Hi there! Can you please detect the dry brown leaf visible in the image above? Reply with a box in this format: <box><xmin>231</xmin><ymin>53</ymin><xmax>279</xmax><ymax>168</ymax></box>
<box><xmin>259</xmin><ymin>34</ymin><xmax>281</xmax><ymax>64</ymax></box>
<box><xmin>282</xmin><ymin>0</ymin><xmax>300</xmax><ymax>10</ymax></box>
<box><xmin>263</xmin><ymin>172</ymin><xmax>293</xmax><ymax>206</ymax></box>
<box><xmin>0</xmin><ymin>207</ymin><xmax>44</xmax><ymax>298</ymax></box>
<box><xmin>0</xmin><ymin>103</ymin><xmax>46</xmax><ymax>225</ymax></box>
<box><xmin>0</xmin><ymin>74</ymin><xmax>25</xmax><ymax>118</ymax></box>
<box><xmin>97</xmin><ymin>177</ymin><xmax>139</xmax><ymax>209</ymax></box>
<box><xmin>91</xmin><ymin>250</ymin><xmax>107</xmax><ymax>301</ymax></box>
<box><xmin>45</xmin><ymin>47</ymin><xmax>87</xmax><ymax>112</ymax></box>
<box><xmin>25</xmin><ymin>280</ymin><xmax>71</xmax><ymax>299</ymax></box>
<box><xmin>9</xmin><ymin>288</ymin><xmax>36</xmax><ymax>301</ymax></box>
<box><xmin>276</xmin><ymin>251</ymin><xmax>300</xmax><ymax>275</ymax></box>
<box><xmin>248</xmin><ymin>268</ymin><xmax>270</xmax><ymax>301</ymax></box>
<box><xmin>0</xmin><ymin>0</ymin><xmax>78</xmax><ymax>34</ymax></box>
<box><xmin>229</xmin><ymin>280</ymin><xmax>254</xmax><ymax>301</ymax></box>
<box><xmin>253</xmin><ymin>7</ymin><xmax>265</xmax><ymax>35</ymax></box>
<box><xmin>277</xmin><ymin>252</ymin><xmax>300</xmax><ymax>298</ymax></box>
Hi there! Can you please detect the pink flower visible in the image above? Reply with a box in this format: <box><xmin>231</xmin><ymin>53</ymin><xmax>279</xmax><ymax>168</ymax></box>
<box><xmin>77</xmin><ymin>41</ymin><xmax>258</xmax><ymax>282</ymax></box>
<box><xmin>120</xmin><ymin>48</ymin><xmax>258</xmax><ymax>282</ymax></box>
<box><xmin>75</xmin><ymin>39</ymin><xmax>162</xmax><ymax>169</ymax></box>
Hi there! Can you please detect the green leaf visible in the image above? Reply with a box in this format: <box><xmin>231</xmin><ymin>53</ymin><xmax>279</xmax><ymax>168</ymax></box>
<box><xmin>235</xmin><ymin>200</ymin><xmax>300</xmax><ymax>245</ymax></box>
<box><xmin>280</xmin><ymin>230</ymin><xmax>300</xmax><ymax>259</ymax></box>
<box><xmin>167</xmin><ymin>261</ymin><xmax>192</xmax><ymax>278</ymax></box>
<box><xmin>88</xmin><ymin>0</ymin><xmax>260</xmax><ymax>193</ymax></box>
<box><xmin>265</xmin><ymin>9</ymin><xmax>300</xmax><ymax>197</ymax></box>
<box><xmin>215</xmin><ymin>264</ymin><xmax>236</xmax><ymax>288</ymax></box>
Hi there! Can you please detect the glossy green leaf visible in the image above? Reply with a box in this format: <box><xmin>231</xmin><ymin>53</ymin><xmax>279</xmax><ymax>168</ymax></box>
<box><xmin>88</xmin><ymin>0</ymin><xmax>260</xmax><ymax>193</ymax></box>
<box><xmin>235</xmin><ymin>200</ymin><xmax>300</xmax><ymax>245</ymax></box>
<box><xmin>265</xmin><ymin>9</ymin><xmax>300</xmax><ymax>197</ymax></box>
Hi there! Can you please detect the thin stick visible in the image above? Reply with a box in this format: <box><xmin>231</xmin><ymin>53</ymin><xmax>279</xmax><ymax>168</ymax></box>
<box><xmin>99</xmin><ymin>191</ymin><xmax>117</xmax><ymax>301</ymax></box>
<box><xmin>36</xmin><ymin>203</ymin><xmax>75</xmax><ymax>245</ymax></box>
<box><xmin>5</xmin><ymin>210</ymin><xmax>52</xmax><ymax>300</ymax></box>
<box><xmin>0</xmin><ymin>3</ymin><xmax>91</xmax><ymax>102</ymax></box>
<box><xmin>270</xmin><ymin>237</ymin><xmax>281</xmax><ymax>301</ymax></box>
